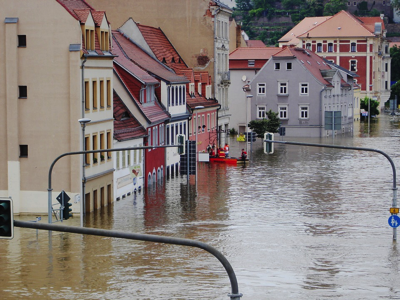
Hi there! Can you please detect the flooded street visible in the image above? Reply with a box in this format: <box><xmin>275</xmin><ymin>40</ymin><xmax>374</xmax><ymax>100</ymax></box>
<box><xmin>2</xmin><ymin>114</ymin><xmax>400</xmax><ymax>299</ymax></box>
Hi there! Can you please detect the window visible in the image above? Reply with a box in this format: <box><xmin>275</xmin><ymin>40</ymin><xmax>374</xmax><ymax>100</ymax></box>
<box><xmin>274</xmin><ymin>62</ymin><xmax>280</xmax><ymax>70</ymax></box>
<box><xmin>257</xmin><ymin>106</ymin><xmax>266</xmax><ymax>119</ymax></box>
<box><xmin>100</xmin><ymin>133</ymin><xmax>105</xmax><ymax>161</ymax></box>
<box><xmin>257</xmin><ymin>83</ymin><xmax>266</xmax><ymax>95</ymax></box>
<box><xmin>385</xmin><ymin>45</ymin><xmax>389</xmax><ymax>54</ymax></box>
<box><xmin>385</xmin><ymin>81</ymin><xmax>388</xmax><ymax>90</ymax></box>
<box><xmin>306</xmin><ymin>43</ymin><xmax>311</xmax><ymax>50</ymax></box>
<box><xmin>278</xmin><ymin>82</ymin><xmax>288</xmax><ymax>95</ymax></box>
<box><xmin>353</xmin><ymin>1</ymin><xmax>356</xmax><ymax>5</ymax></box>
<box><xmin>18</xmin><ymin>86</ymin><xmax>27</xmax><ymax>98</ymax></box>
<box><xmin>300</xmin><ymin>83</ymin><xmax>309</xmax><ymax>95</ymax></box>
<box><xmin>100</xmin><ymin>80</ymin><xmax>104</xmax><ymax>108</ymax></box>
<box><xmin>19</xmin><ymin>145</ymin><xmax>28</xmax><ymax>157</ymax></box>
<box><xmin>278</xmin><ymin>106</ymin><xmax>288</xmax><ymax>119</ymax></box>
<box><xmin>350</xmin><ymin>60</ymin><xmax>357</xmax><ymax>72</ymax></box>
<box><xmin>148</xmin><ymin>129</ymin><xmax>152</xmax><ymax>149</ymax></box>
<box><xmin>328</xmin><ymin>43</ymin><xmax>333</xmax><ymax>52</ymax></box>
<box><xmin>317</xmin><ymin>43</ymin><xmax>322</xmax><ymax>52</ymax></box>
<box><xmin>167</xmin><ymin>125</ymin><xmax>170</xmax><ymax>144</ymax></box>
<box><xmin>106</xmin><ymin>80</ymin><xmax>111</xmax><ymax>108</ymax></box>
<box><xmin>107</xmin><ymin>131</ymin><xmax>111</xmax><ymax>159</ymax></box>
<box><xmin>171</xmin><ymin>125</ymin><xmax>174</xmax><ymax>145</ymax></box>
<box><xmin>85</xmin><ymin>136</ymin><xmax>90</xmax><ymax>165</ymax></box>
<box><xmin>92</xmin><ymin>134</ymin><xmax>98</xmax><ymax>163</ymax></box>
<box><xmin>92</xmin><ymin>80</ymin><xmax>97</xmax><ymax>110</ymax></box>
<box><xmin>18</xmin><ymin>35</ymin><xmax>26</xmax><ymax>47</ymax></box>
<box><xmin>286</xmin><ymin>62</ymin><xmax>292</xmax><ymax>70</ymax></box>
<box><xmin>122</xmin><ymin>151</ymin><xmax>126</xmax><ymax>168</ymax></box>
<box><xmin>85</xmin><ymin>81</ymin><xmax>90</xmax><ymax>110</ymax></box>
<box><xmin>351</xmin><ymin>42</ymin><xmax>356</xmax><ymax>52</ymax></box>
<box><xmin>299</xmin><ymin>106</ymin><xmax>309</xmax><ymax>119</ymax></box>
<box><xmin>207</xmin><ymin>114</ymin><xmax>210</xmax><ymax>131</ymax></box>
<box><xmin>248</xmin><ymin>60</ymin><xmax>255</xmax><ymax>67</ymax></box>
<box><xmin>385</xmin><ymin>63</ymin><xmax>388</xmax><ymax>72</ymax></box>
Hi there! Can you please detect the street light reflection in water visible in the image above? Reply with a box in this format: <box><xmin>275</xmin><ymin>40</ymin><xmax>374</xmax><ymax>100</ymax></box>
<box><xmin>2</xmin><ymin>114</ymin><xmax>400</xmax><ymax>299</ymax></box>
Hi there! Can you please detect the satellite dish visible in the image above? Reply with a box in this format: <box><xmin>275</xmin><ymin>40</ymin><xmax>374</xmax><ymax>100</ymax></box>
<box><xmin>241</xmin><ymin>75</ymin><xmax>247</xmax><ymax>82</ymax></box>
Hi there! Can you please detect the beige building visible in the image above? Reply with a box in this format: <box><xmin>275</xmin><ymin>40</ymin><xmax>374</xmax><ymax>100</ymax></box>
<box><xmin>0</xmin><ymin>0</ymin><xmax>114</xmax><ymax>215</ymax></box>
<box><xmin>86</xmin><ymin>0</ymin><xmax>242</xmax><ymax>144</ymax></box>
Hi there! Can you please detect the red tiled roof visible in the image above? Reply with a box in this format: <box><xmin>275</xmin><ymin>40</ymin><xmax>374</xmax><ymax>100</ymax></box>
<box><xmin>273</xmin><ymin>47</ymin><xmax>332</xmax><ymax>86</ymax></box>
<box><xmin>135</xmin><ymin>22</ymin><xmax>217</xmax><ymax>109</ymax></box>
<box><xmin>114</xmin><ymin>64</ymin><xmax>170</xmax><ymax>124</ymax></box>
<box><xmin>297</xmin><ymin>10</ymin><xmax>378</xmax><ymax>38</ymax></box>
<box><xmin>246</xmin><ymin>40</ymin><xmax>266</xmax><ymax>47</ymax></box>
<box><xmin>229</xmin><ymin>47</ymin><xmax>281</xmax><ymax>60</ymax></box>
<box><xmin>56</xmin><ymin>0</ymin><xmax>95</xmax><ymax>21</ymax></box>
<box><xmin>73</xmin><ymin>9</ymin><xmax>90</xmax><ymax>23</ymax></box>
<box><xmin>136</xmin><ymin>24</ymin><xmax>188</xmax><ymax>69</ymax></box>
<box><xmin>91</xmin><ymin>10</ymin><xmax>107</xmax><ymax>26</ymax></box>
<box><xmin>113</xmin><ymin>31</ymin><xmax>188</xmax><ymax>84</ymax></box>
<box><xmin>113</xmin><ymin>39</ymin><xmax>159</xmax><ymax>84</ymax></box>
<box><xmin>113</xmin><ymin>91</ymin><xmax>147</xmax><ymax>141</ymax></box>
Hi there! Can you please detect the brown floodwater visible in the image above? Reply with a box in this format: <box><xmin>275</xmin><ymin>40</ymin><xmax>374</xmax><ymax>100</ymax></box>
<box><xmin>2</xmin><ymin>114</ymin><xmax>400</xmax><ymax>299</ymax></box>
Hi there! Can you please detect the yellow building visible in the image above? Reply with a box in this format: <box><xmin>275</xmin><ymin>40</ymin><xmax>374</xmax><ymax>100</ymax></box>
<box><xmin>0</xmin><ymin>0</ymin><xmax>114</xmax><ymax>215</ymax></box>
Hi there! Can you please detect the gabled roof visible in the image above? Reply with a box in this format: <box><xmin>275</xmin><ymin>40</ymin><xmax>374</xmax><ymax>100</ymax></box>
<box><xmin>114</xmin><ymin>64</ymin><xmax>170</xmax><ymax>125</ymax></box>
<box><xmin>278</xmin><ymin>16</ymin><xmax>331</xmax><ymax>45</ymax></box>
<box><xmin>272</xmin><ymin>46</ymin><xmax>333</xmax><ymax>86</ymax></box>
<box><xmin>113</xmin><ymin>91</ymin><xmax>147</xmax><ymax>141</ymax></box>
<box><xmin>246</xmin><ymin>40</ymin><xmax>266</xmax><ymax>47</ymax></box>
<box><xmin>113</xmin><ymin>31</ymin><xmax>189</xmax><ymax>84</ymax></box>
<box><xmin>297</xmin><ymin>10</ymin><xmax>382</xmax><ymax>39</ymax></box>
<box><xmin>56</xmin><ymin>0</ymin><xmax>95</xmax><ymax>21</ymax></box>
<box><xmin>229</xmin><ymin>47</ymin><xmax>280</xmax><ymax>60</ymax></box>
<box><xmin>136</xmin><ymin>24</ymin><xmax>188</xmax><ymax>69</ymax></box>
<box><xmin>113</xmin><ymin>39</ymin><xmax>159</xmax><ymax>85</ymax></box>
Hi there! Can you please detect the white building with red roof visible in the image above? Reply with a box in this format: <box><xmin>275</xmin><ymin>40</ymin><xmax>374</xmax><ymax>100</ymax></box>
<box><xmin>249</xmin><ymin>46</ymin><xmax>357</xmax><ymax>137</ymax></box>
<box><xmin>279</xmin><ymin>10</ymin><xmax>390</xmax><ymax>108</ymax></box>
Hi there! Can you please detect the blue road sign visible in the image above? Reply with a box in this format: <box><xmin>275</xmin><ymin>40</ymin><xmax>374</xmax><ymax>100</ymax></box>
<box><xmin>388</xmin><ymin>215</ymin><xmax>400</xmax><ymax>228</ymax></box>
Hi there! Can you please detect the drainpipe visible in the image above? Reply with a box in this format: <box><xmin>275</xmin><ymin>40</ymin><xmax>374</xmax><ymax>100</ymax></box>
<box><xmin>319</xmin><ymin>86</ymin><xmax>327</xmax><ymax>137</ymax></box>
<box><xmin>81</xmin><ymin>55</ymin><xmax>87</xmax><ymax>226</ymax></box>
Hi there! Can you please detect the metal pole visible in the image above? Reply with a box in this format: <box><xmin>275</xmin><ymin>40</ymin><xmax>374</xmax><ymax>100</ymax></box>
<box><xmin>81</xmin><ymin>122</ymin><xmax>85</xmax><ymax>227</ymax></box>
<box><xmin>266</xmin><ymin>139</ymin><xmax>398</xmax><ymax>241</ymax></box>
<box><xmin>15</xmin><ymin>220</ymin><xmax>242</xmax><ymax>300</ymax></box>
<box><xmin>368</xmin><ymin>97</ymin><xmax>370</xmax><ymax>135</ymax></box>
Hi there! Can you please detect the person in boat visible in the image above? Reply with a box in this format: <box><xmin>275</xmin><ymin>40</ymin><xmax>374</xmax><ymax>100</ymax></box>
<box><xmin>241</xmin><ymin>149</ymin><xmax>247</xmax><ymax>160</ymax></box>
<box><xmin>210</xmin><ymin>144</ymin><xmax>216</xmax><ymax>157</ymax></box>
<box><xmin>224</xmin><ymin>143</ymin><xmax>229</xmax><ymax>158</ymax></box>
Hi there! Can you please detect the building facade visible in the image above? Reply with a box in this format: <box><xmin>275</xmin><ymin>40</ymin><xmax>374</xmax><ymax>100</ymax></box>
<box><xmin>0</xmin><ymin>0</ymin><xmax>114</xmax><ymax>214</ymax></box>
<box><xmin>249</xmin><ymin>46</ymin><xmax>356</xmax><ymax>137</ymax></box>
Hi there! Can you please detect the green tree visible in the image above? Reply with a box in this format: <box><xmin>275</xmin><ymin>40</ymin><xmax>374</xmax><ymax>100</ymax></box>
<box><xmin>235</xmin><ymin>0</ymin><xmax>253</xmax><ymax>11</ymax></box>
<box><xmin>390</xmin><ymin>81</ymin><xmax>400</xmax><ymax>101</ymax></box>
<box><xmin>391</xmin><ymin>45</ymin><xmax>400</xmax><ymax>82</ymax></box>
<box><xmin>248</xmin><ymin>110</ymin><xmax>280</xmax><ymax>138</ymax></box>
<box><xmin>323</xmin><ymin>0</ymin><xmax>347</xmax><ymax>16</ymax></box>
<box><xmin>360</xmin><ymin>97</ymin><xmax>380</xmax><ymax>116</ymax></box>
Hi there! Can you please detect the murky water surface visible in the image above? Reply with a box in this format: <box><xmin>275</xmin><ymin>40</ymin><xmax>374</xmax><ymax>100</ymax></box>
<box><xmin>2</xmin><ymin>115</ymin><xmax>400</xmax><ymax>299</ymax></box>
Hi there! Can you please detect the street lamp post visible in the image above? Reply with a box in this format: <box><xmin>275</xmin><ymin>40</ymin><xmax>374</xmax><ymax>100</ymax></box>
<box><xmin>78</xmin><ymin>118</ymin><xmax>91</xmax><ymax>227</ymax></box>
<box><xmin>194</xmin><ymin>106</ymin><xmax>204</xmax><ymax>189</ymax></box>
<box><xmin>245</xmin><ymin>94</ymin><xmax>253</xmax><ymax>156</ymax></box>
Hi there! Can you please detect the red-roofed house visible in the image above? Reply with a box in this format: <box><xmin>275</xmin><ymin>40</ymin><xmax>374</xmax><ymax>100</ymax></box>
<box><xmin>113</xmin><ymin>30</ymin><xmax>183</xmax><ymax>186</ymax></box>
<box><xmin>248</xmin><ymin>46</ymin><xmax>357</xmax><ymax>137</ymax></box>
<box><xmin>280</xmin><ymin>10</ymin><xmax>391</xmax><ymax>108</ymax></box>
<box><xmin>118</xmin><ymin>19</ymin><xmax>221</xmax><ymax>157</ymax></box>
<box><xmin>229</xmin><ymin>47</ymin><xmax>281</xmax><ymax>133</ymax></box>
<box><xmin>0</xmin><ymin>0</ymin><xmax>114</xmax><ymax>215</ymax></box>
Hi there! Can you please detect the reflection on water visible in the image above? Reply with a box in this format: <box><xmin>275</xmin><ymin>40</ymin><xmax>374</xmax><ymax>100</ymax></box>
<box><xmin>2</xmin><ymin>114</ymin><xmax>400</xmax><ymax>299</ymax></box>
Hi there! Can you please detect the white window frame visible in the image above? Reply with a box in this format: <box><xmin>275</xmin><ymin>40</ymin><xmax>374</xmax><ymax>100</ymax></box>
<box><xmin>299</xmin><ymin>83</ymin><xmax>309</xmax><ymax>96</ymax></box>
<box><xmin>274</xmin><ymin>62</ymin><xmax>280</xmax><ymax>70</ymax></box>
<box><xmin>248</xmin><ymin>60</ymin><xmax>255</xmax><ymax>67</ymax></box>
<box><xmin>257</xmin><ymin>83</ymin><xmax>266</xmax><ymax>95</ymax></box>
<box><xmin>328</xmin><ymin>43</ymin><xmax>333</xmax><ymax>52</ymax></box>
<box><xmin>278</xmin><ymin>105</ymin><xmax>288</xmax><ymax>119</ymax></box>
<box><xmin>351</xmin><ymin>42</ymin><xmax>356</xmax><ymax>52</ymax></box>
<box><xmin>350</xmin><ymin>60</ymin><xmax>357</xmax><ymax>72</ymax></box>
<box><xmin>286</xmin><ymin>62</ymin><xmax>292</xmax><ymax>70</ymax></box>
<box><xmin>299</xmin><ymin>105</ymin><xmax>309</xmax><ymax>119</ymax></box>
<box><xmin>257</xmin><ymin>106</ymin><xmax>266</xmax><ymax>119</ymax></box>
<box><xmin>317</xmin><ymin>43</ymin><xmax>322</xmax><ymax>52</ymax></box>
<box><xmin>278</xmin><ymin>82</ymin><xmax>288</xmax><ymax>95</ymax></box>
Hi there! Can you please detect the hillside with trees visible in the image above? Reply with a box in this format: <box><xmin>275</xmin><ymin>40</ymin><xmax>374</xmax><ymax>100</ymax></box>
<box><xmin>233</xmin><ymin>0</ymin><xmax>389</xmax><ymax>46</ymax></box>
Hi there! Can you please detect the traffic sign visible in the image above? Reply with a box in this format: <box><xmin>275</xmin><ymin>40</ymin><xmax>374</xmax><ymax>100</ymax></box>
<box><xmin>388</xmin><ymin>215</ymin><xmax>400</xmax><ymax>228</ymax></box>
<box><xmin>56</xmin><ymin>191</ymin><xmax>70</xmax><ymax>205</ymax></box>
<box><xmin>390</xmin><ymin>208</ymin><xmax>399</xmax><ymax>214</ymax></box>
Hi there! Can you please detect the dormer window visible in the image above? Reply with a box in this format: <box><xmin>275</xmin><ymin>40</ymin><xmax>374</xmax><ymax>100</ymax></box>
<box><xmin>189</xmin><ymin>83</ymin><xmax>195</xmax><ymax>94</ymax></box>
<box><xmin>100</xmin><ymin>30</ymin><xmax>109</xmax><ymax>51</ymax></box>
<box><xmin>121</xmin><ymin>112</ymin><xmax>130</xmax><ymax>120</ymax></box>
<box><xmin>85</xmin><ymin>28</ymin><xmax>95</xmax><ymax>51</ymax></box>
<box><xmin>198</xmin><ymin>83</ymin><xmax>202</xmax><ymax>95</ymax></box>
